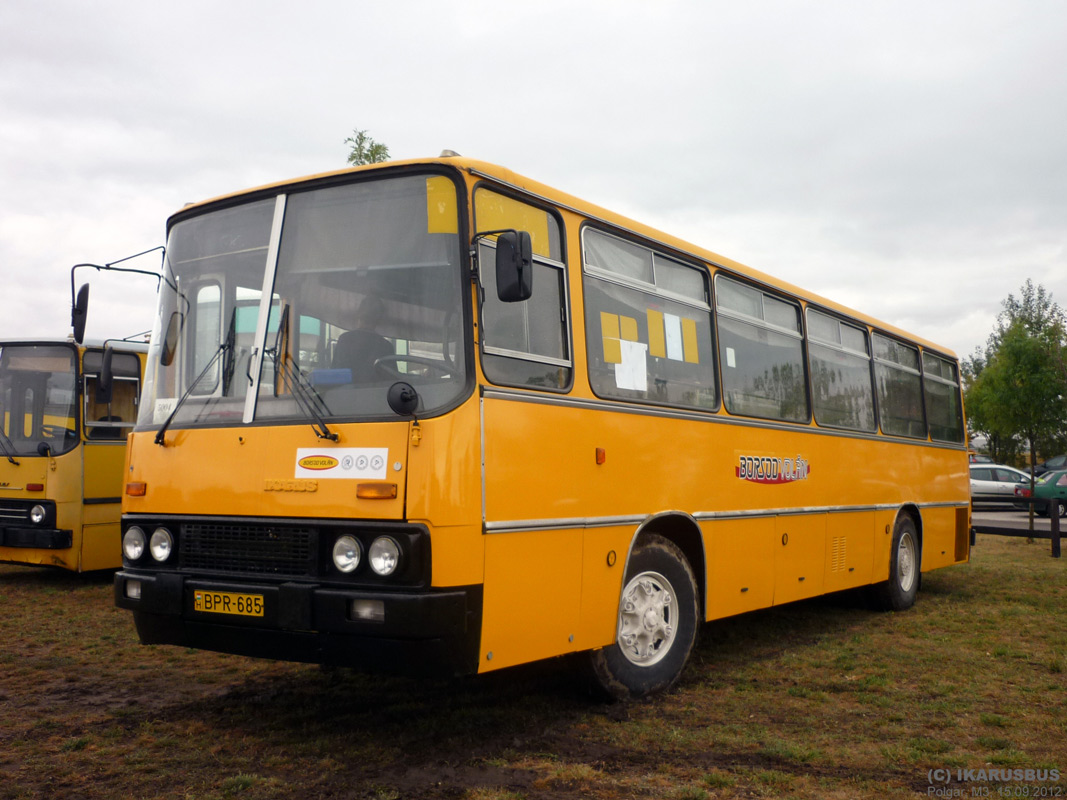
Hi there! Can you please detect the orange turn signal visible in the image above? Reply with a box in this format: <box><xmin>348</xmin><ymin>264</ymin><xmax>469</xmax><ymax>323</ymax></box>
<box><xmin>356</xmin><ymin>482</ymin><xmax>397</xmax><ymax>500</ymax></box>
<box><xmin>125</xmin><ymin>482</ymin><xmax>147</xmax><ymax>497</ymax></box>
<box><xmin>595</xmin><ymin>447</ymin><xmax>606</xmax><ymax>465</ymax></box>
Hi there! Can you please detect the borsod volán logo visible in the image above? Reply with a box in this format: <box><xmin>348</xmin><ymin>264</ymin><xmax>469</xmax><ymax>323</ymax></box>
<box><xmin>736</xmin><ymin>454</ymin><xmax>810</xmax><ymax>484</ymax></box>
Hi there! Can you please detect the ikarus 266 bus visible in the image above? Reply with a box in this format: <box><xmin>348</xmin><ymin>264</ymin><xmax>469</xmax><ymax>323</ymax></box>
<box><xmin>113</xmin><ymin>155</ymin><xmax>970</xmax><ymax>697</ymax></box>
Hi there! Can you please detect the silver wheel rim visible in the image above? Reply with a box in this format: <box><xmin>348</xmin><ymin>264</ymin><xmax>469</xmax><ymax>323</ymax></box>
<box><xmin>617</xmin><ymin>570</ymin><xmax>677</xmax><ymax>667</ymax></box>
<box><xmin>897</xmin><ymin>530</ymin><xmax>917</xmax><ymax>593</ymax></box>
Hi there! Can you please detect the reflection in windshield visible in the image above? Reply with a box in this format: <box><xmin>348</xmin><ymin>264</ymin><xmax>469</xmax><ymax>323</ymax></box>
<box><xmin>138</xmin><ymin>173</ymin><xmax>468</xmax><ymax>432</ymax></box>
<box><xmin>0</xmin><ymin>344</ymin><xmax>78</xmax><ymax>457</ymax></box>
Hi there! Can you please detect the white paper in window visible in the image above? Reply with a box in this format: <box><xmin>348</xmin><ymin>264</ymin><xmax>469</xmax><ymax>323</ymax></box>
<box><xmin>726</xmin><ymin>347</ymin><xmax>737</xmax><ymax>368</ymax></box>
<box><xmin>664</xmin><ymin>313</ymin><xmax>684</xmax><ymax>361</ymax></box>
<box><xmin>615</xmin><ymin>339</ymin><xmax>648</xmax><ymax>391</ymax></box>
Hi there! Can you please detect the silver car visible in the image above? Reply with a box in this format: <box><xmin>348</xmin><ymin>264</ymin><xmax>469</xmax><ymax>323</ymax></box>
<box><xmin>969</xmin><ymin>464</ymin><xmax>1031</xmax><ymax>507</ymax></box>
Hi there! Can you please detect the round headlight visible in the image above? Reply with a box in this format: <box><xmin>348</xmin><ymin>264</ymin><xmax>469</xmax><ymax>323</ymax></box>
<box><xmin>29</xmin><ymin>505</ymin><xmax>47</xmax><ymax>525</ymax></box>
<box><xmin>123</xmin><ymin>526</ymin><xmax>146</xmax><ymax>561</ymax></box>
<box><xmin>150</xmin><ymin>527</ymin><xmax>173</xmax><ymax>562</ymax></box>
<box><xmin>369</xmin><ymin>536</ymin><xmax>401</xmax><ymax>576</ymax></box>
<box><xmin>332</xmin><ymin>535</ymin><xmax>361</xmax><ymax>573</ymax></box>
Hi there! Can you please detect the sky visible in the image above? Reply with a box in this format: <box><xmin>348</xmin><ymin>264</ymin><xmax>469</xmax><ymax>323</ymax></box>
<box><xmin>2</xmin><ymin>0</ymin><xmax>1065</xmax><ymax>361</ymax></box>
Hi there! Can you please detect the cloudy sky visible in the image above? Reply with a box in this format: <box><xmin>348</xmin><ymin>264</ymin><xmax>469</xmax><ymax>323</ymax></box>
<box><xmin>2</xmin><ymin>0</ymin><xmax>1064</xmax><ymax>361</ymax></box>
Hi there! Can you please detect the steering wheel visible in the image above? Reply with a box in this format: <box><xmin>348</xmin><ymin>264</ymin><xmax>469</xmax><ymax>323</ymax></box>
<box><xmin>374</xmin><ymin>355</ymin><xmax>453</xmax><ymax>380</ymax></box>
<box><xmin>41</xmin><ymin>424</ymin><xmax>76</xmax><ymax>439</ymax></box>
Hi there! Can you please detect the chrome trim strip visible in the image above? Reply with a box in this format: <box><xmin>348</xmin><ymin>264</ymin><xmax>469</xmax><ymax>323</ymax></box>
<box><xmin>484</xmin><ymin>501</ymin><xmax>969</xmax><ymax>535</ymax></box>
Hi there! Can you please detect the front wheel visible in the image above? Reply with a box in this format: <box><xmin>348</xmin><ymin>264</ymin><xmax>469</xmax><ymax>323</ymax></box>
<box><xmin>868</xmin><ymin>515</ymin><xmax>920</xmax><ymax>611</ymax></box>
<box><xmin>586</xmin><ymin>535</ymin><xmax>699</xmax><ymax>700</ymax></box>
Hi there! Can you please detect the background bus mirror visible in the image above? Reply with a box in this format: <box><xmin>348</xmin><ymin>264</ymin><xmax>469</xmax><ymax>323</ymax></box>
<box><xmin>95</xmin><ymin>347</ymin><xmax>114</xmax><ymax>405</ymax></box>
<box><xmin>160</xmin><ymin>312</ymin><xmax>181</xmax><ymax>367</ymax></box>
<box><xmin>495</xmin><ymin>230</ymin><xmax>533</xmax><ymax>302</ymax></box>
<box><xmin>72</xmin><ymin>283</ymin><xmax>90</xmax><ymax>344</ymax></box>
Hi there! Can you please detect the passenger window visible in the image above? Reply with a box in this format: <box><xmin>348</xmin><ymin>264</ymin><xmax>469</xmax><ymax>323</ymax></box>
<box><xmin>582</xmin><ymin>229</ymin><xmax>716</xmax><ymax>409</ymax></box>
<box><xmin>806</xmin><ymin>309</ymin><xmax>876</xmax><ymax>432</ymax></box>
<box><xmin>922</xmin><ymin>352</ymin><xmax>964</xmax><ymax>443</ymax></box>
<box><xmin>716</xmin><ymin>276</ymin><xmax>807</xmax><ymax>422</ymax></box>
<box><xmin>873</xmin><ymin>335</ymin><xmax>926</xmax><ymax>438</ymax></box>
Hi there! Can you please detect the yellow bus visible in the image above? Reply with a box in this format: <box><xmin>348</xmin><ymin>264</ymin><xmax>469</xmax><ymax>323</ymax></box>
<box><xmin>1</xmin><ymin>338</ymin><xmax>147</xmax><ymax>571</ymax></box>
<box><xmin>113</xmin><ymin>156</ymin><xmax>969</xmax><ymax>697</ymax></box>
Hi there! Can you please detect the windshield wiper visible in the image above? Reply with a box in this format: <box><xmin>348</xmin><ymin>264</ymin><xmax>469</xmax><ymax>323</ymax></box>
<box><xmin>267</xmin><ymin>304</ymin><xmax>338</xmax><ymax>441</ymax></box>
<box><xmin>0</xmin><ymin>427</ymin><xmax>19</xmax><ymax>465</ymax></box>
<box><xmin>155</xmin><ymin>312</ymin><xmax>236</xmax><ymax>446</ymax></box>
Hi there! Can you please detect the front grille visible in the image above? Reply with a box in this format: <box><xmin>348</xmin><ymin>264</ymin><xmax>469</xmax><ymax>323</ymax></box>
<box><xmin>181</xmin><ymin>523</ymin><xmax>316</xmax><ymax>577</ymax></box>
<box><xmin>0</xmin><ymin>501</ymin><xmax>31</xmax><ymax>524</ymax></box>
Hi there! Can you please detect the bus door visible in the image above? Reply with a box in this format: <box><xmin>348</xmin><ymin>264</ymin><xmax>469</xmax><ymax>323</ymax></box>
<box><xmin>81</xmin><ymin>349</ymin><xmax>141</xmax><ymax>570</ymax></box>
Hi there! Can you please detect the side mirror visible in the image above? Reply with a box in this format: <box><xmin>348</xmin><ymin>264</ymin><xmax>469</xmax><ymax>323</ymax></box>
<box><xmin>72</xmin><ymin>283</ymin><xmax>90</xmax><ymax>343</ymax></box>
<box><xmin>495</xmin><ymin>230</ymin><xmax>533</xmax><ymax>303</ymax></box>
<box><xmin>160</xmin><ymin>312</ymin><xmax>181</xmax><ymax>367</ymax></box>
<box><xmin>95</xmin><ymin>347</ymin><xmax>114</xmax><ymax>405</ymax></box>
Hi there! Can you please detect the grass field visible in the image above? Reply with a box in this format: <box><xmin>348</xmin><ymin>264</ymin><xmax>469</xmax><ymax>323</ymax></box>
<box><xmin>1</xmin><ymin>534</ymin><xmax>1065</xmax><ymax>799</ymax></box>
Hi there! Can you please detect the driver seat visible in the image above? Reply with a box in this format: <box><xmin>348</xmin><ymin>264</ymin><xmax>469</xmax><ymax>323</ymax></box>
<box><xmin>332</xmin><ymin>330</ymin><xmax>393</xmax><ymax>383</ymax></box>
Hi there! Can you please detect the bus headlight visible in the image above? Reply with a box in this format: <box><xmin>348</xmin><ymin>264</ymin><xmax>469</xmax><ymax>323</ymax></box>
<box><xmin>332</xmin><ymin>535</ymin><xmax>361</xmax><ymax>573</ymax></box>
<box><xmin>123</xmin><ymin>527</ymin><xmax>146</xmax><ymax>560</ymax></box>
<box><xmin>150</xmin><ymin>527</ymin><xmax>173</xmax><ymax>562</ymax></box>
<box><xmin>29</xmin><ymin>505</ymin><xmax>47</xmax><ymax>525</ymax></box>
<box><xmin>369</xmin><ymin>536</ymin><xmax>400</xmax><ymax>576</ymax></box>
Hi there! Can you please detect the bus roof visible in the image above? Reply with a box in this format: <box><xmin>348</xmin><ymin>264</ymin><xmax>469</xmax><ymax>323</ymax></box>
<box><xmin>169</xmin><ymin>155</ymin><xmax>957</xmax><ymax>359</ymax></box>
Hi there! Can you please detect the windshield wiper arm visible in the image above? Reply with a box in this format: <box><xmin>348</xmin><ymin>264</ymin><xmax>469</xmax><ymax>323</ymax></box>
<box><xmin>155</xmin><ymin>339</ymin><xmax>232</xmax><ymax>446</ymax></box>
<box><xmin>0</xmin><ymin>427</ymin><xmax>19</xmax><ymax>465</ymax></box>
<box><xmin>267</xmin><ymin>304</ymin><xmax>338</xmax><ymax>441</ymax></box>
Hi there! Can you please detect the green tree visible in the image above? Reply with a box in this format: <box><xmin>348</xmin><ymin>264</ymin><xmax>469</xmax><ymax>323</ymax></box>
<box><xmin>345</xmin><ymin>128</ymin><xmax>390</xmax><ymax>166</ymax></box>
<box><xmin>965</xmin><ymin>282</ymin><xmax>1067</xmax><ymax>531</ymax></box>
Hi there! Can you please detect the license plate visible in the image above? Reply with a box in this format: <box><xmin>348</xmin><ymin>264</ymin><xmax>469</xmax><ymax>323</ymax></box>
<box><xmin>193</xmin><ymin>590</ymin><xmax>264</xmax><ymax>617</ymax></box>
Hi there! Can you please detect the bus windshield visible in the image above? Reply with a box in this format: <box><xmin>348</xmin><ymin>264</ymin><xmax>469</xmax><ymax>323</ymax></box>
<box><xmin>0</xmin><ymin>344</ymin><xmax>79</xmax><ymax>456</ymax></box>
<box><xmin>138</xmin><ymin>173</ymin><xmax>468</xmax><ymax>431</ymax></box>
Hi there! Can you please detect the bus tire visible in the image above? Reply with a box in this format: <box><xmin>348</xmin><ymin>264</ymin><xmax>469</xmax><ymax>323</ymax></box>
<box><xmin>869</xmin><ymin>515</ymin><xmax>920</xmax><ymax>612</ymax></box>
<box><xmin>586</xmin><ymin>535</ymin><xmax>699</xmax><ymax>700</ymax></box>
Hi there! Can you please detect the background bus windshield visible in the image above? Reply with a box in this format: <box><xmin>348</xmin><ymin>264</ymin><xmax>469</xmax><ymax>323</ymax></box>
<box><xmin>0</xmin><ymin>344</ymin><xmax>78</xmax><ymax>456</ymax></box>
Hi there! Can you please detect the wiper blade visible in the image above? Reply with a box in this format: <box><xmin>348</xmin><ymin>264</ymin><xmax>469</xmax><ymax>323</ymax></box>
<box><xmin>0</xmin><ymin>427</ymin><xmax>19</xmax><ymax>465</ymax></box>
<box><xmin>156</xmin><ymin>310</ymin><xmax>237</xmax><ymax>445</ymax></box>
<box><xmin>268</xmin><ymin>304</ymin><xmax>338</xmax><ymax>441</ymax></box>
<box><xmin>155</xmin><ymin>344</ymin><xmax>231</xmax><ymax>446</ymax></box>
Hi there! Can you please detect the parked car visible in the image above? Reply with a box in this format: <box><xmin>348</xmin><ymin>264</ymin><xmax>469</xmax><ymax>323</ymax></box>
<box><xmin>1032</xmin><ymin>469</ymin><xmax>1067</xmax><ymax>517</ymax></box>
<box><xmin>969</xmin><ymin>452</ymin><xmax>994</xmax><ymax>464</ymax></box>
<box><xmin>1031</xmin><ymin>454</ymin><xmax>1067</xmax><ymax>477</ymax></box>
<box><xmin>969</xmin><ymin>464</ymin><xmax>1032</xmax><ymax>508</ymax></box>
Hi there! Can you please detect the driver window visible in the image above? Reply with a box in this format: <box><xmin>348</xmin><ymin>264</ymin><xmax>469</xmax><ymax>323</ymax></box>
<box><xmin>474</xmin><ymin>188</ymin><xmax>571</xmax><ymax>391</ymax></box>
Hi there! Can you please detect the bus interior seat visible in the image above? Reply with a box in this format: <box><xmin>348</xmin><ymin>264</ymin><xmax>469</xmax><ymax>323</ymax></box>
<box><xmin>332</xmin><ymin>330</ymin><xmax>393</xmax><ymax>382</ymax></box>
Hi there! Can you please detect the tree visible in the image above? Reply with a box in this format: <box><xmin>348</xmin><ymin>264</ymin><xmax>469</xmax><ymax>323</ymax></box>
<box><xmin>964</xmin><ymin>281</ymin><xmax>1067</xmax><ymax>533</ymax></box>
<box><xmin>345</xmin><ymin>128</ymin><xmax>390</xmax><ymax>166</ymax></box>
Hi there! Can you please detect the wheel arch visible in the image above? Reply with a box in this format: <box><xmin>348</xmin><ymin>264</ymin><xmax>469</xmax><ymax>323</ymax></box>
<box><xmin>626</xmin><ymin>511</ymin><xmax>706</xmax><ymax>618</ymax></box>
<box><xmin>897</xmin><ymin>503</ymin><xmax>924</xmax><ymax>564</ymax></box>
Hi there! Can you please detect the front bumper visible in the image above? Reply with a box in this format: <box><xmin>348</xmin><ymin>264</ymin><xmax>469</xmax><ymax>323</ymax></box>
<box><xmin>0</xmin><ymin>527</ymin><xmax>72</xmax><ymax>549</ymax></box>
<box><xmin>114</xmin><ymin>570</ymin><xmax>482</xmax><ymax>676</ymax></box>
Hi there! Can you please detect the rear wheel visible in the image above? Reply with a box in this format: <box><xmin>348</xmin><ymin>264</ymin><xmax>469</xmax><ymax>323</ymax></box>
<box><xmin>1050</xmin><ymin>499</ymin><xmax>1067</xmax><ymax>518</ymax></box>
<box><xmin>869</xmin><ymin>515</ymin><xmax>920</xmax><ymax>611</ymax></box>
<box><xmin>586</xmin><ymin>535</ymin><xmax>699</xmax><ymax>700</ymax></box>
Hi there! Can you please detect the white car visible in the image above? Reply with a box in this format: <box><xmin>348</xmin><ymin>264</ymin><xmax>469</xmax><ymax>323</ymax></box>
<box><xmin>969</xmin><ymin>464</ymin><xmax>1031</xmax><ymax>507</ymax></box>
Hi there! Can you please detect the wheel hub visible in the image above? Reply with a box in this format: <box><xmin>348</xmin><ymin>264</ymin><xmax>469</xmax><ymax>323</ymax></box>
<box><xmin>618</xmin><ymin>573</ymin><xmax>676</xmax><ymax>666</ymax></box>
